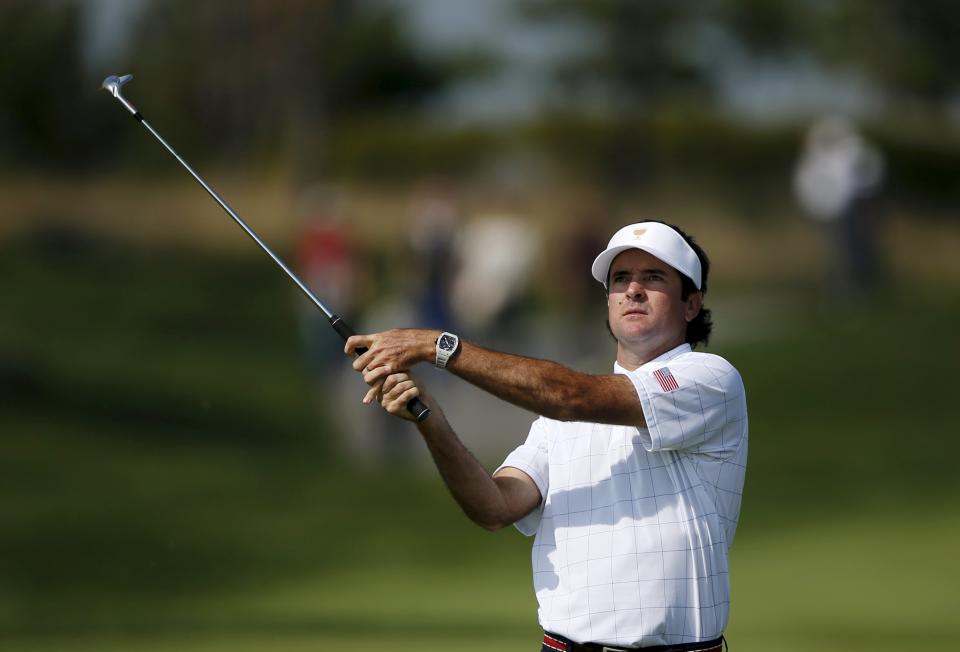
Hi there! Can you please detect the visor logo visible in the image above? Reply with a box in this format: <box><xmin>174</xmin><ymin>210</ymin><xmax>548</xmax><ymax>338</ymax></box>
<box><xmin>633</xmin><ymin>228</ymin><xmax>647</xmax><ymax>238</ymax></box>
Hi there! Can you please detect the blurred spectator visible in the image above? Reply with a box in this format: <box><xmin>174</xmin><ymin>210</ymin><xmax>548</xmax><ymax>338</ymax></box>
<box><xmin>562</xmin><ymin>212</ymin><xmax>611</xmax><ymax>359</ymax></box>
<box><xmin>295</xmin><ymin>184</ymin><xmax>364</xmax><ymax>388</ymax></box>
<box><xmin>565</xmin><ymin>209</ymin><xmax>612</xmax><ymax>310</ymax></box>
<box><xmin>347</xmin><ymin>244</ymin><xmax>423</xmax><ymax>467</ymax></box>
<box><xmin>794</xmin><ymin>115</ymin><xmax>886</xmax><ymax>298</ymax></box>
<box><xmin>407</xmin><ymin>177</ymin><xmax>461</xmax><ymax>328</ymax></box>
<box><xmin>296</xmin><ymin>184</ymin><xmax>420</xmax><ymax>464</ymax></box>
<box><xmin>450</xmin><ymin>215</ymin><xmax>538</xmax><ymax>336</ymax></box>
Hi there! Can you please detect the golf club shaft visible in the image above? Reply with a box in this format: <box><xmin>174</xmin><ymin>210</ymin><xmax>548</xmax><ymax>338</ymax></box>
<box><xmin>106</xmin><ymin>79</ymin><xmax>430</xmax><ymax>421</ymax></box>
<box><xmin>139</xmin><ymin>117</ymin><xmax>334</xmax><ymax>319</ymax></box>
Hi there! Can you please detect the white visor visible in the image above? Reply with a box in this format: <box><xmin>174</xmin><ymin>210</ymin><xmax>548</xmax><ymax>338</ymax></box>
<box><xmin>591</xmin><ymin>222</ymin><xmax>702</xmax><ymax>290</ymax></box>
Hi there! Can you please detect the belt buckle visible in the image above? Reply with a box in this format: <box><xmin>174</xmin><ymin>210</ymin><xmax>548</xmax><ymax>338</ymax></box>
<box><xmin>602</xmin><ymin>647</ymin><xmax>628</xmax><ymax>652</ymax></box>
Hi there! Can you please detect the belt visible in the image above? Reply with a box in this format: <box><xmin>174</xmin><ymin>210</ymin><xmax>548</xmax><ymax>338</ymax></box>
<box><xmin>543</xmin><ymin>632</ymin><xmax>726</xmax><ymax>652</ymax></box>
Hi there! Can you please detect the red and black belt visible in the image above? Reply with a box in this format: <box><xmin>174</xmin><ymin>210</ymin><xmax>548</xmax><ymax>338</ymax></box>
<box><xmin>542</xmin><ymin>631</ymin><xmax>726</xmax><ymax>652</ymax></box>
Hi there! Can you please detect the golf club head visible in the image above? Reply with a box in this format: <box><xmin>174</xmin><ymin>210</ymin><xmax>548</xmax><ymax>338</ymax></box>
<box><xmin>102</xmin><ymin>74</ymin><xmax>138</xmax><ymax>115</ymax></box>
<box><xmin>102</xmin><ymin>74</ymin><xmax>132</xmax><ymax>96</ymax></box>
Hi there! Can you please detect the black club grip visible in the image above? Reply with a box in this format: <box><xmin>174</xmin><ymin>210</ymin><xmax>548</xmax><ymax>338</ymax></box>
<box><xmin>329</xmin><ymin>315</ymin><xmax>431</xmax><ymax>422</ymax></box>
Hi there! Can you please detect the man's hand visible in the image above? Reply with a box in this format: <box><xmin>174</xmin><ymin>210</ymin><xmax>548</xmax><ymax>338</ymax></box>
<box><xmin>345</xmin><ymin>328</ymin><xmax>437</xmax><ymax>374</ymax></box>
<box><xmin>372</xmin><ymin>370</ymin><xmax>430</xmax><ymax>422</ymax></box>
<box><xmin>345</xmin><ymin>329</ymin><xmax>438</xmax><ymax>403</ymax></box>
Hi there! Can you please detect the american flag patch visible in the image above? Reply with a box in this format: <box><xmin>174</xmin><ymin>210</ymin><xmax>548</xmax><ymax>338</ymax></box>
<box><xmin>653</xmin><ymin>367</ymin><xmax>680</xmax><ymax>392</ymax></box>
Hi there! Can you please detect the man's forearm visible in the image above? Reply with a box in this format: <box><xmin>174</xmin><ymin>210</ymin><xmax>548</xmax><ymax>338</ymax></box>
<box><xmin>447</xmin><ymin>341</ymin><xmax>591</xmax><ymax>421</ymax></box>
<box><xmin>446</xmin><ymin>341</ymin><xmax>645</xmax><ymax>426</ymax></box>
<box><xmin>416</xmin><ymin>401</ymin><xmax>525</xmax><ymax>531</ymax></box>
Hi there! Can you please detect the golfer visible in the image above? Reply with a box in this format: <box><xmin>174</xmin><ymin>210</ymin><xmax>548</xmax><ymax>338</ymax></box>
<box><xmin>346</xmin><ymin>222</ymin><xmax>748</xmax><ymax>652</ymax></box>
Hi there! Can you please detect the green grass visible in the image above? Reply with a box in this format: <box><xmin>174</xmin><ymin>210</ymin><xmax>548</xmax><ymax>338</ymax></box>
<box><xmin>730</xmin><ymin>510</ymin><xmax>960</xmax><ymax>651</ymax></box>
<box><xmin>1</xmin><ymin>227</ymin><xmax>958</xmax><ymax>650</ymax></box>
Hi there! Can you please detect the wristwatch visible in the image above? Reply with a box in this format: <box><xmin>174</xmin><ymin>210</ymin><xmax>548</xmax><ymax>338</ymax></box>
<box><xmin>434</xmin><ymin>331</ymin><xmax>460</xmax><ymax>369</ymax></box>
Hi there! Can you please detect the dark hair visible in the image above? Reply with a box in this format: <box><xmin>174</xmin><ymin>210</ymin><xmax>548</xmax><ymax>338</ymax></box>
<box><xmin>671</xmin><ymin>223</ymin><xmax>712</xmax><ymax>348</ymax></box>
<box><xmin>604</xmin><ymin>221</ymin><xmax>713</xmax><ymax>349</ymax></box>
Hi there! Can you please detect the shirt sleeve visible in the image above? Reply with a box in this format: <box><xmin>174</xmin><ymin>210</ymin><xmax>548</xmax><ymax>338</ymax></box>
<box><xmin>494</xmin><ymin>416</ymin><xmax>550</xmax><ymax>536</ymax></box>
<box><xmin>625</xmin><ymin>355</ymin><xmax>746</xmax><ymax>456</ymax></box>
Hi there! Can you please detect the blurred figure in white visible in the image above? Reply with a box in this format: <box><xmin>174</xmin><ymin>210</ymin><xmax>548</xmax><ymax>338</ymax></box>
<box><xmin>794</xmin><ymin>115</ymin><xmax>886</xmax><ymax>298</ymax></box>
<box><xmin>450</xmin><ymin>216</ymin><xmax>538</xmax><ymax>336</ymax></box>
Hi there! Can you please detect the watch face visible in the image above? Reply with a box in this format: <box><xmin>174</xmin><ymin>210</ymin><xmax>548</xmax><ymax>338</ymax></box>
<box><xmin>439</xmin><ymin>334</ymin><xmax>456</xmax><ymax>351</ymax></box>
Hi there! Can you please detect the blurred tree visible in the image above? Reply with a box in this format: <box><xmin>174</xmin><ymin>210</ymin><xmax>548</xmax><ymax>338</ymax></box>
<box><xmin>518</xmin><ymin>1</ymin><xmax>715</xmax><ymax>188</ymax></box>
<box><xmin>686</xmin><ymin>0</ymin><xmax>960</xmax><ymax>113</ymax></box>
<box><xmin>0</xmin><ymin>0</ymin><xmax>495</xmax><ymax>177</ymax></box>
<box><xmin>122</xmin><ymin>0</ymin><xmax>490</xmax><ymax>180</ymax></box>
<box><xmin>524</xmin><ymin>0</ymin><xmax>960</xmax><ymax>114</ymax></box>
<box><xmin>0</xmin><ymin>2</ymin><xmax>115</xmax><ymax>171</ymax></box>
<box><xmin>519</xmin><ymin>0</ymin><xmax>960</xmax><ymax>195</ymax></box>
<box><xmin>814</xmin><ymin>0</ymin><xmax>960</xmax><ymax>107</ymax></box>
<box><xmin>519</xmin><ymin>1</ymin><xmax>713</xmax><ymax>110</ymax></box>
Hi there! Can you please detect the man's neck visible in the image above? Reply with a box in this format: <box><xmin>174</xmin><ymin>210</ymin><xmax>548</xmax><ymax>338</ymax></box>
<box><xmin>617</xmin><ymin>336</ymin><xmax>686</xmax><ymax>371</ymax></box>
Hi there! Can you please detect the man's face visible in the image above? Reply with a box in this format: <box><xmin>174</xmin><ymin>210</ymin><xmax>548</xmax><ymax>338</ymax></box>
<box><xmin>606</xmin><ymin>249</ymin><xmax>701</xmax><ymax>354</ymax></box>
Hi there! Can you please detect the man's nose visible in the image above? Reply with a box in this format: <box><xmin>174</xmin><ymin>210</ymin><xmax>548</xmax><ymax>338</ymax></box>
<box><xmin>626</xmin><ymin>281</ymin><xmax>646</xmax><ymax>300</ymax></box>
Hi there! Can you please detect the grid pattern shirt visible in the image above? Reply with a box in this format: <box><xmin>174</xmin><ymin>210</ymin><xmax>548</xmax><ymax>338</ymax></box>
<box><xmin>497</xmin><ymin>344</ymin><xmax>748</xmax><ymax>648</ymax></box>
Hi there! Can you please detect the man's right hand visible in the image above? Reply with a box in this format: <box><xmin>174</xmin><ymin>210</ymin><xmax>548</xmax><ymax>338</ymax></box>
<box><xmin>372</xmin><ymin>369</ymin><xmax>430</xmax><ymax>423</ymax></box>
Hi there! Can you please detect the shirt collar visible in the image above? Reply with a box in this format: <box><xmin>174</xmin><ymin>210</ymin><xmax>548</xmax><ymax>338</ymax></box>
<box><xmin>614</xmin><ymin>342</ymin><xmax>691</xmax><ymax>374</ymax></box>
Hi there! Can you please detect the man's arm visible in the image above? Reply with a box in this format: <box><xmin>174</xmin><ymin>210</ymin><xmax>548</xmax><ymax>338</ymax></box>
<box><xmin>346</xmin><ymin>329</ymin><xmax>645</xmax><ymax>427</ymax></box>
<box><xmin>378</xmin><ymin>371</ymin><xmax>542</xmax><ymax>531</ymax></box>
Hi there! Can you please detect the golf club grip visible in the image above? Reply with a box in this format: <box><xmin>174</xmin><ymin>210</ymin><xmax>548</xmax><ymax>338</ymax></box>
<box><xmin>329</xmin><ymin>315</ymin><xmax>431</xmax><ymax>422</ymax></box>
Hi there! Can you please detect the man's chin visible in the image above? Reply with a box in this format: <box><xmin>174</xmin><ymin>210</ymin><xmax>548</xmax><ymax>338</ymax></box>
<box><xmin>611</xmin><ymin>326</ymin><xmax>652</xmax><ymax>344</ymax></box>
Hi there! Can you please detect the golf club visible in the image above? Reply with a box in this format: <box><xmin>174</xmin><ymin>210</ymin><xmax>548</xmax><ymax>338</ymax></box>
<box><xmin>101</xmin><ymin>73</ymin><xmax>430</xmax><ymax>422</ymax></box>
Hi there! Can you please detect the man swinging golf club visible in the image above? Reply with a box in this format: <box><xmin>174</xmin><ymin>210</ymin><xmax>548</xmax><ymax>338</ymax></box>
<box><xmin>100</xmin><ymin>74</ymin><xmax>746</xmax><ymax>651</ymax></box>
<box><xmin>347</xmin><ymin>221</ymin><xmax>748</xmax><ymax>652</ymax></box>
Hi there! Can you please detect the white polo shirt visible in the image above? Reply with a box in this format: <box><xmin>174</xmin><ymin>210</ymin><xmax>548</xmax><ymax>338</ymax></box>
<box><xmin>497</xmin><ymin>343</ymin><xmax>748</xmax><ymax>648</ymax></box>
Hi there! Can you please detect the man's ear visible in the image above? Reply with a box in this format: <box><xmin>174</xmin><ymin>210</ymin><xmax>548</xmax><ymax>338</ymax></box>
<box><xmin>684</xmin><ymin>291</ymin><xmax>703</xmax><ymax>322</ymax></box>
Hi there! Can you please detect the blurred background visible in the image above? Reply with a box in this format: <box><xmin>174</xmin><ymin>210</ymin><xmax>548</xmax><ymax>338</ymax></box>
<box><xmin>2</xmin><ymin>1</ymin><xmax>958</xmax><ymax>650</ymax></box>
